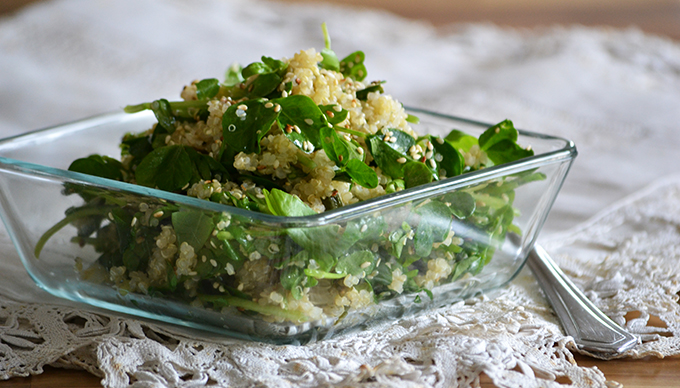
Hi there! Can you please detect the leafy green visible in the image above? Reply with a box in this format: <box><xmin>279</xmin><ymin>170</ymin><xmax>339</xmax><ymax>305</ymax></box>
<box><xmin>68</xmin><ymin>155</ymin><xmax>124</xmax><ymax>181</ymax></box>
<box><xmin>356</xmin><ymin>81</ymin><xmax>384</xmax><ymax>101</ymax></box>
<box><xmin>275</xmin><ymin>95</ymin><xmax>326</xmax><ymax>151</ymax></box>
<box><xmin>479</xmin><ymin>120</ymin><xmax>534</xmax><ymax>165</ymax></box>
<box><xmin>196</xmin><ymin>78</ymin><xmax>220</xmax><ymax>100</ymax></box>
<box><xmin>135</xmin><ymin>145</ymin><xmax>193</xmax><ymax>191</ymax></box>
<box><xmin>222</xmin><ymin>99</ymin><xmax>279</xmax><ymax>154</ymax></box>
<box><xmin>339</xmin><ymin>51</ymin><xmax>367</xmax><ymax>81</ymax></box>
<box><xmin>172</xmin><ymin>210</ymin><xmax>214</xmax><ymax>250</ymax></box>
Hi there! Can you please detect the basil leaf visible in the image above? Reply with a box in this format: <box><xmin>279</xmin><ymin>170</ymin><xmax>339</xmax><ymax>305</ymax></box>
<box><xmin>172</xmin><ymin>210</ymin><xmax>214</xmax><ymax>250</ymax></box>
<box><xmin>339</xmin><ymin>51</ymin><xmax>367</xmax><ymax>81</ymax></box>
<box><xmin>275</xmin><ymin>95</ymin><xmax>327</xmax><ymax>151</ymax></box>
<box><xmin>345</xmin><ymin>159</ymin><xmax>378</xmax><ymax>189</ymax></box>
<box><xmin>136</xmin><ymin>145</ymin><xmax>193</xmax><ymax>191</ymax></box>
<box><xmin>222</xmin><ymin>99</ymin><xmax>279</xmax><ymax>154</ymax></box>
<box><xmin>68</xmin><ymin>154</ymin><xmax>124</xmax><ymax>181</ymax></box>
<box><xmin>196</xmin><ymin>78</ymin><xmax>220</xmax><ymax>100</ymax></box>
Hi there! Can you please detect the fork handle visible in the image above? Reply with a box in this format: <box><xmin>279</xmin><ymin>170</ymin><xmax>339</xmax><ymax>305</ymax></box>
<box><xmin>526</xmin><ymin>244</ymin><xmax>638</xmax><ymax>355</ymax></box>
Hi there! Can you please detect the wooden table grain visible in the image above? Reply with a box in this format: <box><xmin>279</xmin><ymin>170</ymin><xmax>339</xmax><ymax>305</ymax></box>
<box><xmin>1</xmin><ymin>0</ymin><xmax>679</xmax><ymax>387</ymax></box>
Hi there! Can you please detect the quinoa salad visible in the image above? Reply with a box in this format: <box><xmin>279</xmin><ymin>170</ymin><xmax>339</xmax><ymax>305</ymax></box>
<box><xmin>37</xmin><ymin>26</ymin><xmax>541</xmax><ymax>325</ymax></box>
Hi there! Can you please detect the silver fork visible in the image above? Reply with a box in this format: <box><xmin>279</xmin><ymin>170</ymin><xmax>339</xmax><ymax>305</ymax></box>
<box><xmin>526</xmin><ymin>244</ymin><xmax>638</xmax><ymax>357</ymax></box>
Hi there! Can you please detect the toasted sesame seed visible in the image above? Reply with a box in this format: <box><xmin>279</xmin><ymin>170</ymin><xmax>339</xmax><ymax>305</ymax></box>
<box><xmin>495</xmin><ymin>127</ymin><xmax>500</xmax><ymax>133</ymax></box>
<box><xmin>397</xmin><ymin>157</ymin><xmax>407</xmax><ymax>164</ymax></box>
<box><xmin>326</xmin><ymin>110</ymin><xmax>335</xmax><ymax>118</ymax></box>
<box><xmin>338</xmin><ymin>155</ymin><xmax>344</xmax><ymax>162</ymax></box>
<box><xmin>295</xmin><ymin>77</ymin><xmax>301</xmax><ymax>84</ymax></box>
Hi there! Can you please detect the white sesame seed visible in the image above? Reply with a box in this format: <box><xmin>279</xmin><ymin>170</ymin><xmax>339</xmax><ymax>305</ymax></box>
<box><xmin>237</xmin><ymin>104</ymin><xmax>248</xmax><ymax>111</ymax></box>
<box><xmin>435</xmin><ymin>137</ymin><xmax>444</xmax><ymax>144</ymax></box>
<box><xmin>389</xmin><ymin>137</ymin><xmax>397</xmax><ymax>143</ymax></box>
<box><xmin>429</xmin><ymin>159</ymin><xmax>437</xmax><ymax>168</ymax></box>
<box><xmin>130</xmin><ymin>217</ymin><xmax>137</xmax><ymax>227</ymax></box>
<box><xmin>427</xmin><ymin>141</ymin><xmax>434</xmax><ymax>151</ymax></box>
<box><xmin>219</xmin><ymin>286</ymin><xmax>225</xmax><ymax>293</ymax></box>
<box><xmin>425</xmin><ymin>151</ymin><xmax>433</xmax><ymax>159</ymax></box>
<box><xmin>304</xmin><ymin>118</ymin><xmax>314</xmax><ymax>126</ymax></box>
<box><xmin>333</xmin><ymin>105</ymin><xmax>342</xmax><ymax>112</ymax></box>
<box><xmin>281</xmin><ymin>91</ymin><xmax>288</xmax><ymax>98</ymax></box>
<box><xmin>360</xmin><ymin>224</ymin><xmax>368</xmax><ymax>233</ymax></box>
<box><xmin>495</xmin><ymin>127</ymin><xmax>500</xmax><ymax>134</ymax></box>
<box><xmin>225</xmin><ymin>263</ymin><xmax>235</xmax><ymax>275</ymax></box>
<box><xmin>249</xmin><ymin>251</ymin><xmax>261</xmax><ymax>261</ymax></box>
<box><xmin>294</xmin><ymin>125</ymin><xmax>301</xmax><ymax>134</ymax></box>
<box><xmin>153</xmin><ymin>210</ymin><xmax>164</xmax><ymax>218</ymax></box>
<box><xmin>274</xmin><ymin>104</ymin><xmax>281</xmax><ymax>112</ymax></box>
<box><xmin>107</xmin><ymin>212</ymin><xmax>114</xmax><ymax>221</ymax></box>
<box><xmin>360</xmin><ymin>261</ymin><xmax>371</xmax><ymax>269</ymax></box>
<box><xmin>202</xmin><ymin>255</ymin><xmax>207</xmax><ymax>263</ymax></box>
<box><xmin>356</xmin><ymin>147</ymin><xmax>364</xmax><ymax>155</ymax></box>
<box><xmin>397</xmin><ymin>157</ymin><xmax>407</xmax><ymax>164</ymax></box>
<box><xmin>236</xmin><ymin>109</ymin><xmax>246</xmax><ymax>118</ymax></box>
<box><xmin>435</xmin><ymin>153</ymin><xmax>443</xmax><ymax>162</ymax></box>
<box><xmin>213</xmin><ymin>282</ymin><xmax>220</xmax><ymax>289</ymax></box>
<box><xmin>210</xmin><ymin>259</ymin><xmax>218</xmax><ymax>267</ymax></box>
<box><xmin>264</xmin><ymin>102</ymin><xmax>274</xmax><ymax>108</ymax></box>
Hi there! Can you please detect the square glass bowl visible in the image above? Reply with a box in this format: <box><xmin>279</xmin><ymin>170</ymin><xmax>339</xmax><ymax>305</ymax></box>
<box><xmin>0</xmin><ymin>108</ymin><xmax>576</xmax><ymax>344</ymax></box>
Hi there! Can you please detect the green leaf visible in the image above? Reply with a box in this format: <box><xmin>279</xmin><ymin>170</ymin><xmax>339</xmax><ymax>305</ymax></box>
<box><xmin>356</xmin><ymin>81</ymin><xmax>384</xmax><ymax>101</ymax></box>
<box><xmin>196</xmin><ymin>78</ymin><xmax>220</xmax><ymax>100</ymax></box>
<box><xmin>264</xmin><ymin>189</ymin><xmax>316</xmax><ymax>217</ymax></box>
<box><xmin>319</xmin><ymin>22</ymin><xmax>340</xmax><ymax>71</ymax></box>
<box><xmin>406</xmin><ymin>114</ymin><xmax>420</xmax><ymax>124</ymax></box>
<box><xmin>339</xmin><ymin>51</ymin><xmax>367</xmax><ymax>81</ymax></box>
<box><xmin>275</xmin><ymin>95</ymin><xmax>327</xmax><ymax>151</ymax></box>
<box><xmin>403</xmin><ymin>161</ymin><xmax>434</xmax><ymax>189</ymax></box>
<box><xmin>445</xmin><ymin>129</ymin><xmax>477</xmax><ymax>153</ymax></box>
<box><xmin>484</xmin><ymin>140</ymin><xmax>534</xmax><ymax>166</ymax></box>
<box><xmin>344</xmin><ymin>159</ymin><xmax>378</xmax><ymax>189</ymax></box>
<box><xmin>172</xmin><ymin>210</ymin><xmax>214</xmax><ymax>251</ymax></box>
<box><xmin>442</xmin><ymin>191</ymin><xmax>476</xmax><ymax>219</ymax></box>
<box><xmin>68</xmin><ymin>154</ymin><xmax>124</xmax><ymax>181</ymax></box>
<box><xmin>222</xmin><ymin>99</ymin><xmax>279</xmax><ymax>154</ymax></box>
<box><xmin>367</xmin><ymin>133</ymin><xmax>412</xmax><ymax>179</ymax></box>
<box><xmin>224</xmin><ymin>63</ymin><xmax>244</xmax><ymax>86</ymax></box>
<box><xmin>150</xmin><ymin>99</ymin><xmax>177</xmax><ymax>134</ymax></box>
<box><xmin>335</xmin><ymin>250</ymin><xmax>375</xmax><ymax>277</ymax></box>
<box><xmin>414</xmin><ymin>201</ymin><xmax>452</xmax><ymax>257</ymax></box>
<box><xmin>318</xmin><ymin>104</ymin><xmax>348</xmax><ymax>125</ymax></box>
<box><xmin>429</xmin><ymin>136</ymin><xmax>464</xmax><ymax>178</ymax></box>
<box><xmin>478</xmin><ymin>120</ymin><xmax>518</xmax><ymax>151</ymax></box>
<box><xmin>136</xmin><ymin>145</ymin><xmax>193</xmax><ymax>191</ymax></box>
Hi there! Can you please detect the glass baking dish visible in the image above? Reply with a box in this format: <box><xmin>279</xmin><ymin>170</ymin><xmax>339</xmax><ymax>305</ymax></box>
<box><xmin>0</xmin><ymin>108</ymin><xmax>576</xmax><ymax>344</ymax></box>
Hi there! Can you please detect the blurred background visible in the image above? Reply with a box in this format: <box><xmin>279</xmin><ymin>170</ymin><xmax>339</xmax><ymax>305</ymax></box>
<box><xmin>3</xmin><ymin>0</ymin><xmax>680</xmax><ymax>40</ymax></box>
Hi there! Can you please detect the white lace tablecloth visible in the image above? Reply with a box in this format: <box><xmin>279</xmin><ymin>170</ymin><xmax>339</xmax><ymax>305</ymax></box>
<box><xmin>2</xmin><ymin>1</ymin><xmax>680</xmax><ymax>387</ymax></box>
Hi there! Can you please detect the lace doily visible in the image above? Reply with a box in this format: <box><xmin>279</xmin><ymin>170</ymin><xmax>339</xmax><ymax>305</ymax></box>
<box><xmin>2</xmin><ymin>0</ymin><xmax>680</xmax><ymax>387</ymax></box>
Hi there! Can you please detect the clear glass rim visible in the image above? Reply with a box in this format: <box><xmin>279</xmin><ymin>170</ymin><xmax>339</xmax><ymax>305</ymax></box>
<box><xmin>0</xmin><ymin>109</ymin><xmax>577</xmax><ymax>227</ymax></box>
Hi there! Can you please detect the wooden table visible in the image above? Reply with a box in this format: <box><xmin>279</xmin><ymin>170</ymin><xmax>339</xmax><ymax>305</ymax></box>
<box><xmin>1</xmin><ymin>0</ymin><xmax>680</xmax><ymax>387</ymax></box>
